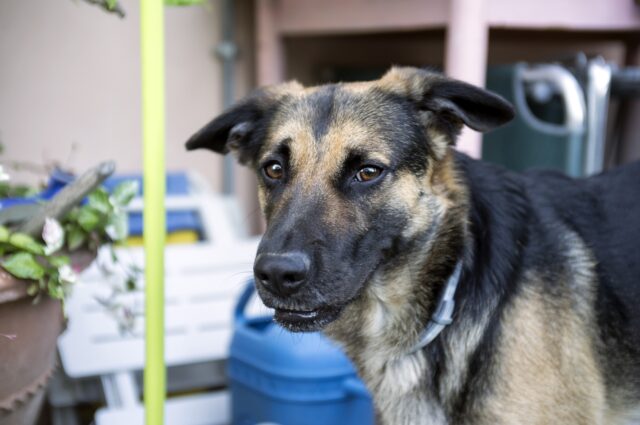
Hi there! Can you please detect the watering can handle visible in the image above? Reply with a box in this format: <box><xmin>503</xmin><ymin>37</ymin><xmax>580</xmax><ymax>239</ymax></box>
<box><xmin>234</xmin><ymin>279</ymin><xmax>256</xmax><ymax>326</ymax></box>
<box><xmin>343</xmin><ymin>377</ymin><xmax>371</xmax><ymax>400</ymax></box>
<box><xmin>513</xmin><ymin>63</ymin><xmax>586</xmax><ymax>137</ymax></box>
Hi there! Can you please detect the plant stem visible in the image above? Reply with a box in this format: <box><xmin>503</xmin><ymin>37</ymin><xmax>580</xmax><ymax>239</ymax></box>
<box><xmin>18</xmin><ymin>162</ymin><xmax>115</xmax><ymax>237</ymax></box>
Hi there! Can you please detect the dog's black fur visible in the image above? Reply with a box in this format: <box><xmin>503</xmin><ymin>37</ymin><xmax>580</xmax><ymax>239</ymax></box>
<box><xmin>448</xmin><ymin>155</ymin><xmax>640</xmax><ymax>418</ymax></box>
<box><xmin>187</xmin><ymin>67</ymin><xmax>640</xmax><ymax>424</ymax></box>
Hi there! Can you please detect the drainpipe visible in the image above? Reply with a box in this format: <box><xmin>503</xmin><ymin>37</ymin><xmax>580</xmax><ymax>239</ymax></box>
<box><xmin>215</xmin><ymin>0</ymin><xmax>238</xmax><ymax>194</ymax></box>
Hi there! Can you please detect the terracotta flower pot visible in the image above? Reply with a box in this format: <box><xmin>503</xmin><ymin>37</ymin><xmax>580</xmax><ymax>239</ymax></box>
<box><xmin>0</xmin><ymin>251</ymin><xmax>95</xmax><ymax>425</ymax></box>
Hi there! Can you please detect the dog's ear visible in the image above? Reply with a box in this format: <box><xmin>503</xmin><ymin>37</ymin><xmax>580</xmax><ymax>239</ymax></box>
<box><xmin>380</xmin><ymin>67</ymin><xmax>514</xmax><ymax>155</ymax></box>
<box><xmin>422</xmin><ymin>78</ymin><xmax>515</xmax><ymax>133</ymax></box>
<box><xmin>185</xmin><ymin>81</ymin><xmax>303</xmax><ymax>164</ymax></box>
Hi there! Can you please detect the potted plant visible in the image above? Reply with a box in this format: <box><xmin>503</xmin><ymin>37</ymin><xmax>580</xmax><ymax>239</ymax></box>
<box><xmin>0</xmin><ymin>160</ymin><xmax>137</xmax><ymax>425</ymax></box>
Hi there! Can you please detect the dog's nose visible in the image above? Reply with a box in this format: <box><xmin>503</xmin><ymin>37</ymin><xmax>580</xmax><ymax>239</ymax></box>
<box><xmin>254</xmin><ymin>252</ymin><xmax>310</xmax><ymax>296</ymax></box>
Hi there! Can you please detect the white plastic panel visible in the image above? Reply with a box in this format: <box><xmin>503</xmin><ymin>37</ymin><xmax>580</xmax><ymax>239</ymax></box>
<box><xmin>58</xmin><ymin>238</ymin><xmax>266</xmax><ymax>378</ymax></box>
<box><xmin>95</xmin><ymin>391</ymin><xmax>230</xmax><ymax>425</ymax></box>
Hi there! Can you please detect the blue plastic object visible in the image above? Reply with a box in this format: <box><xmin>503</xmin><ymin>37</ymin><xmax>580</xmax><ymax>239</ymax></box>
<box><xmin>228</xmin><ymin>282</ymin><xmax>374</xmax><ymax>425</ymax></box>
<box><xmin>1</xmin><ymin>171</ymin><xmax>203</xmax><ymax>237</ymax></box>
<box><xmin>0</xmin><ymin>169</ymin><xmax>74</xmax><ymax>209</ymax></box>
<box><xmin>126</xmin><ymin>210</ymin><xmax>202</xmax><ymax>236</ymax></box>
<box><xmin>103</xmin><ymin>172</ymin><xmax>190</xmax><ymax>196</ymax></box>
<box><xmin>104</xmin><ymin>172</ymin><xmax>203</xmax><ymax>236</ymax></box>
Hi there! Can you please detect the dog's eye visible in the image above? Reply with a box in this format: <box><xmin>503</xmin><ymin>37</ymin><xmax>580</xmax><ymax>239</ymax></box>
<box><xmin>264</xmin><ymin>161</ymin><xmax>284</xmax><ymax>180</ymax></box>
<box><xmin>355</xmin><ymin>166</ymin><xmax>383</xmax><ymax>183</ymax></box>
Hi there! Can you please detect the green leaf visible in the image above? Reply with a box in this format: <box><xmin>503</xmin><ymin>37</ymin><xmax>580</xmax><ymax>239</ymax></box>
<box><xmin>64</xmin><ymin>207</ymin><xmax>80</xmax><ymax>222</ymax></box>
<box><xmin>1</xmin><ymin>252</ymin><xmax>45</xmax><ymax>280</ymax></box>
<box><xmin>105</xmin><ymin>0</ymin><xmax>117</xmax><ymax>10</ymax></box>
<box><xmin>48</xmin><ymin>279</ymin><xmax>65</xmax><ymax>299</ymax></box>
<box><xmin>49</xmin><ymin>255</ymin><xmax>70</xmax><ymax>268</ymax></box>
<box><xmin>8</xmin><ymin>232</ymin><xmax>45</xmax><ymax>255</ymax></box>
<box><xmin>110</xmin><ymin>180</ymin><xmax>139</xmax><ymax>207</ymax></box>
<box><xmin>0</xmin><ymin>226</ymin><xmax>9</xmax><ymax>242</ymax></box>
<box><xmin>109</xmin><ymin>245</ymin><xmax>118</xmax><ymax>263</ymax></box>
<box><xmin>67</xmin><ymin>227</ymin><xmax>87</xmax><ymax>251</ymax></box>
<box><xmin>27</xmin><ymin>282</ymin><xmax>39</xmax><ymax>296</ymax></box>
<box><xmin>88</xmin><ymin>188</ymin><xmax>112</xmax><ymax>215</ymax></box>
<box><xmin>125</xmin><ymin>276</ymin><xmax>137</xmax><ymax>291</ymax></box>
<box><xmin>106</xmin><ymin>211</ymin><xmax>128</xmax><ymax>241</ymax></box>
<box><xmin>77</xmin><ymin>206</ymin><xmax>101</xmax><ymax>231</ymax></box>
<box><xmin>0</xmin><ymin>183</ymin><xmax>38</xmax><ymax>198</ymax></box>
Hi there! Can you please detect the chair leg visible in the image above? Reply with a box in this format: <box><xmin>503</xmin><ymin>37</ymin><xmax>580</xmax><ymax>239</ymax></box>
<box><xmin>101</xmin><ymin>372</ymin><xmax>139</xmax><ymax>408</ymax></box>
<box><xmin>51</xmin><ymin>406</ymin><xmax>80</xmax><ymax>425</ymax></box>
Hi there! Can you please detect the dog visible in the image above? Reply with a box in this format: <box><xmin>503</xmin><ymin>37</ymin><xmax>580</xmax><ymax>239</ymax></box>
<box><xmin>186</xmin><ymin>67</ymin><xmax>640</xmax><ymax>425</ymax></box>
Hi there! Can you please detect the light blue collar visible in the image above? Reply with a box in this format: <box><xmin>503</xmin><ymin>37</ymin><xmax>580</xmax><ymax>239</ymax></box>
<box><xmin>410</xmin><ymin>260</ymin><xmax>463</xmax><ymax>353</ymax></box>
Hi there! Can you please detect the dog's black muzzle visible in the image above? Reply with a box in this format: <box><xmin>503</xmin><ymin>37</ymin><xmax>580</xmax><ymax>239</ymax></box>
<box><xmin>253</xmin><ymin>243</ymin><xmax>348</xmax><ymax>332</ymax></box>
<box><xmin>254</xmin><ymin>252</ymin><xmax>310</xmax><ymax>297</ymax></box>
<box><xmin>253</xmin><ymin>250</ymin><xmax>341</xmax><ymax>332</ymax></box>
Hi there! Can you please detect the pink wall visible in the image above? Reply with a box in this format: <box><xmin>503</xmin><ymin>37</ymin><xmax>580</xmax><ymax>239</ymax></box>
<box><xmin>0</xmin><ymin>0</ymin><xmax>254</xmax><ymax>193</ymax></box>
<box><xmin>488</xmin><ymin>0</ymin><xmax>640</xmax><ymax>30</ymax></box>
<box><xmin>257</xmin><ymin>0</ymin><xmax>640</xmax><ymax>159</ymax></box>
<box><xmin>273</xmin><ymin>0</ymin><xmax>640</xmax><ymax>35</ymax></box>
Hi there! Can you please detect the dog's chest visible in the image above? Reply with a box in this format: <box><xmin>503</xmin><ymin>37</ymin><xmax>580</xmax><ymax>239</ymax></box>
<box><xmin>361</xmin><ymin>350</ymin><xmax>447</xmax><ymax>425</ymax></box>
<box><xmin>351</xmin><ymin>300</ymin><xmax>450</xmax><ymax>424</ymax></box>
<box><xmin>337</xmin><ymin>292</ymin><xmax>492</xmax><ymax>425</ymax></box>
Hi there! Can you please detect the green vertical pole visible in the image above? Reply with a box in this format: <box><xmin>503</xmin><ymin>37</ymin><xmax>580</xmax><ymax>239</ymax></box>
<box><xmin>141</xmin><ymin>0</ymin><xmax>166</xmax><ymax>424</ymax></box>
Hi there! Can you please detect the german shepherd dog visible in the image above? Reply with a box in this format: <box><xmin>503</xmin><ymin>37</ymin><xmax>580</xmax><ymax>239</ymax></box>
<box><xmin>186</xmin><ymin>67</ymin><xmax>640</xmax><ymax>424</ymax></box>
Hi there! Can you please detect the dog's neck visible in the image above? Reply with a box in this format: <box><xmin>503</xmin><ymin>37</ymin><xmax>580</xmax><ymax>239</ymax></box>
<box><xmin>323</xmin><ymin>154</ymin><xmax>516</xmax><ymax>424</ymax></box>
<box><xmin>325</xmin><ymin>220</ymin><xmax>467</xmax><ymax>417</ymax></box>
<box><xmin>324</xmin><ymin>211</ymin><xmax>475</xmax><ymax>423</ymax></box>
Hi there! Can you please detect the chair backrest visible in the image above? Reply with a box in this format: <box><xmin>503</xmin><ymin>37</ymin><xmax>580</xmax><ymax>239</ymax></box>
<box><xmin>58</xmin><ymin>238</ymin><xmax>261</xmax><ymax>378</ymax></box>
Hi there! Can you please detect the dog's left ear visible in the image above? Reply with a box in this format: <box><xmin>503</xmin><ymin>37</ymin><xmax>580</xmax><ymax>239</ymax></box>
<box><xmin>380</xmin><ymin>67</ymin><xmax>514</xmax><ymax>153</ymax></box>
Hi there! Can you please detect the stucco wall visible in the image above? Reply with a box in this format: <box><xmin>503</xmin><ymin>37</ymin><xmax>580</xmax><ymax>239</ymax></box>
<box><xmin>0</xmin><ymin>0</ymin><xmax>253</xmax><ymax>191</ymax></box>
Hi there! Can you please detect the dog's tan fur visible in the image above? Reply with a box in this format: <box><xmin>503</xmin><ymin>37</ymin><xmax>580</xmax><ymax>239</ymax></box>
<box><xmin>322</xmin><ymin>151</ymin><xmax>474</xmax><ymax>425</ymax></box>
<box><xmin>257</xmin><ymin>74</ymin><xmax>616</xmax><ymax>424</ymax></box>
<box><xmin>466</xmin><ymin>232</ymin><xmax>608</xmax><ymax>425</ymax></box>
<box><xmin>187</xmin><ymin>67</ymin><xmax>640</xmax><ymax>425</ymax></box>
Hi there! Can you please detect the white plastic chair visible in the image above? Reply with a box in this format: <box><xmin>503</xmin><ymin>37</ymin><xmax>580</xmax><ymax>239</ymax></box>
<box><xmin>57</xmin><ymin>238</ymin><xmax>260</xmax><ymax>424</ymax></box>
<box><xmin>52</xmin><ymin>173</ymin><xmax>263</xmax><ymax>424</ymax></box>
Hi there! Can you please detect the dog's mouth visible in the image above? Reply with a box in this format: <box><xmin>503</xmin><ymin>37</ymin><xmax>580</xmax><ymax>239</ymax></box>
<box><xmin>273</xmin><ymin>305</ymin><xmax>343</xmax><ymax>332</ymax></box>
<box><xmin>263</xmin><ymin>260</ymin><xmax>385</xmax><ymax>333</ymax></box>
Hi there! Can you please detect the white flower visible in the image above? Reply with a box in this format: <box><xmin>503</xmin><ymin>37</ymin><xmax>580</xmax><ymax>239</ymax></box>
<box><xmin>43</xmin><ymin>217</ymin><xmax>65</xmax><ymax>255</ymax></box>
<box><xmin>105</xmin><ymin>210</ymin><xmax>128</xmax><ymax>241</ymax></box>
<box><xmin>0</xmin><ymin>165</ymin><xmax>10</xmax><ymax>182</ymax></box>
<box><xmin>58</xmin><ymin>264</ymin><xmax>78</xmax><ymax>285</ymax></box>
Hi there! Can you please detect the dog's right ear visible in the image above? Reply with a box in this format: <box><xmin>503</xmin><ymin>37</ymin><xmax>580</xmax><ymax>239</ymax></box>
<box><xmin>185</xmin><ymin>82</ymin><xmax>302</xmax><ymax>164</ymax></box>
